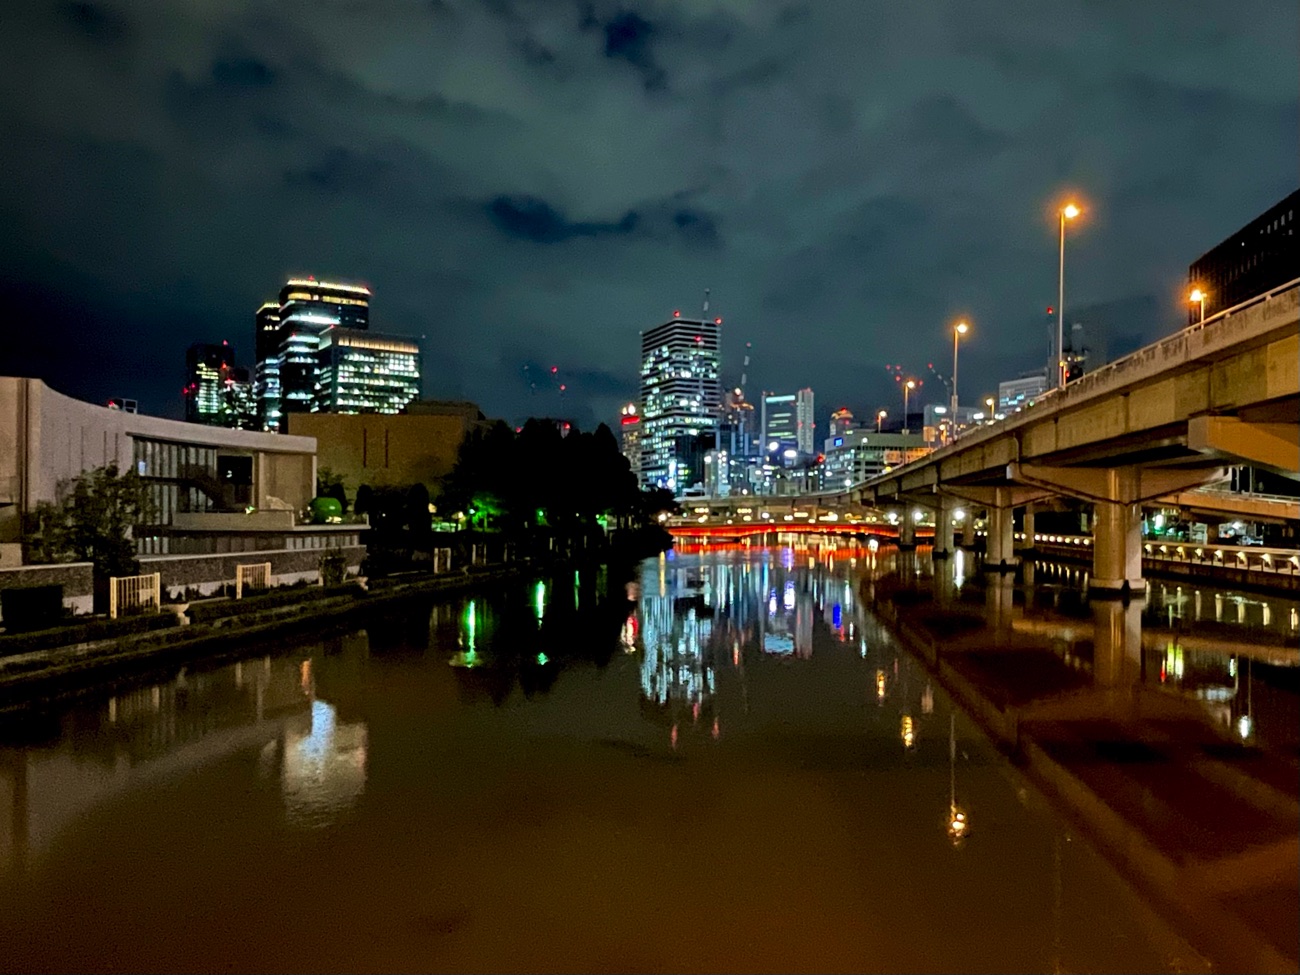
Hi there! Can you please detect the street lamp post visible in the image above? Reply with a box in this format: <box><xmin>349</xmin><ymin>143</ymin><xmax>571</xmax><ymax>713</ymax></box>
<box><xmin>1057</xmin><ymin>203</ymin><xmax>1080</xmax><ymax>389</ymax></box>
<box><xmin>985</xmin><ymin>396</ymin><xmax>995</xmax><ymax>422</ymax></box>
<box><xmin>876</xmin><ymin>409</ymin><xmax>887</xmax><ymax>433</ymax></box>
<box><xmin>902</xmin><ymin>380</ymin><xmax>916</xmax><ymax>434</ymax></box>
<box><xmin>951</xmin><ymin>321</ymin><xmax>968</xmax><ymax>438</ymax></box>
<box><xmin>1189</xmin><ymin>287</ymin><xmax>1207</xmax><ymax>324</ymax></box>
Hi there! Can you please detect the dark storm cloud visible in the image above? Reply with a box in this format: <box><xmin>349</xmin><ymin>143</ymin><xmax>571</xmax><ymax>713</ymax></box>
<box><xmin>672</xmin><ymin>209</ymin><xmax>720</xmax><ymax>247</ymax></box>
<box><xmin>211</xmin><ymin>55</ymin><xmax>277</xmax><ymax>90</ymax></box>
<box><xmin>0</xmin><ymin>0</ymin><xmax>1296</xmax><ymax>426</ymax></box>
<box><xmin>486</xmin><ymin>195</ymin><xmax>640</xmax><ymax>243</ymax></box>
<box><xmin>58</xmin><ymin>0</ymin><xmax>129</xmax><ymax>43</ymax></box>
<box><xmin>284</xmin><ymin>147</ymin><xmax>392</xmax><ymax>194</ymax></box>
<box><xmin>582</xmin><ymin>6</ymin><xmax>666</xmax><ymax>90</ymax></box>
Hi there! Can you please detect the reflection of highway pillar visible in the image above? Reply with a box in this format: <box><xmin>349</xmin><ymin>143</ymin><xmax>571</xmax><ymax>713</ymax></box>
<box><xmin>933</xmin><ymin>496</ymin><xmax>955</xmax><ymax>559</ymax></box>
<box><xmin>984</xmin><ymin>491</ymin><xmax>1018</xmax><ymax>572</ymax></box>
<box><xmin>898</xmin><ymin>511</ymin><xmax>917</xmax><ymax>550</ymax></box>
<box><xmin>1017</xmin><ymin>503</ymin><xmax>1036</xmax><ymax>553</ymax></box>
<box><xmin>985</xmin><ymin>572</ymin><xmax>1015</xmax><ymax>644</ymax></box>
<box><xmin>1092</xmin><ymin>472</ymin><xmax>1143</xmax><ymax>597</ymax></box>
<box><xmin>1091</xmin><ymin>598</ymin><xmax>1144</xmax><ymax>687</ymax></box>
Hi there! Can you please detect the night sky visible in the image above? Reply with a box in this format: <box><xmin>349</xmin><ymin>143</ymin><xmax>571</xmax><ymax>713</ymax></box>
<box><xmin>2</xmin><ymin>1</ymin><xmax>1296</xmax><ymax>429</ymax></box>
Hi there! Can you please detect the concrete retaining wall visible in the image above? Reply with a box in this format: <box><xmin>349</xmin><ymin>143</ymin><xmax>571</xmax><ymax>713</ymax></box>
<box><xmin>140</xmin><ymin>546</ymin><xmax>366</xmax><ymax>598</ymax></box>
<box><xmin>0</xmin><ymin>562</ymin><xmax>94</xmax><ymax>618</ymax></box>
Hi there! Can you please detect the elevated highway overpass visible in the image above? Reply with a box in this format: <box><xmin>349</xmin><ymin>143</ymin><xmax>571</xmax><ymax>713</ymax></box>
<box><xmin>832</xmin><ymin>279</ymin><xmax>1299</xmax><ymax>594</ymax></box>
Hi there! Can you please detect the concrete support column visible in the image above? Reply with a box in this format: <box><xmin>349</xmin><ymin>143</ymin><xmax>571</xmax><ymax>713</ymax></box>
<box><xmin>898</xmin><ymin>511</ymin><xmax>916</xmax><ymax>550</ymax></box>
<box><xmin>984</xmin><ymin>491</ymin><xmax>1018</xmax><ymax>572</ymax></box>
<box><xmin>1091</xmin><ymin>470</ymin><xmax>1144</xmax><ymax>596</ymax></box>
<box><xmin>933</xmin><ymin>496</ymin><xmax>955</xmax><ymax>559</ymax></box>
<box><xmin>1017</xmin><ymin>503</ymin><xmax>1037</xmax><ymax>553</ymax></box>
<box><xmin>1091</xmin><ymin>598</ymin><xmax>1144</xmax><ymax>687</ymax></box>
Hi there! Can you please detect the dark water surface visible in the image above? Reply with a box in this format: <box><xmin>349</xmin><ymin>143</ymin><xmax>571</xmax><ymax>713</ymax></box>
<box><xmin>0</xmin><ymin>546</ymin><xmax>1217</xmax><ymax>973</ymax></box>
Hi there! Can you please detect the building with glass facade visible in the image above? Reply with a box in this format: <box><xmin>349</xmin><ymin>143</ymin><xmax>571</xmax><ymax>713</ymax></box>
<box><xmin>822</xmin><ymin>431</ymin><xmax>930</xmax><ymax>489</ymax></box>
<box><xmin>795</xmin><ymin>388</ymin><xmax>816</xmax><ymax>456</ymax></box>
<box><xmin>314</xmin><ymin>330</ymin><xmax>421</xmax><ymax>414</ymax></box>
<box><xmin>639</xmin><ymin>315</ymin><xmax>721</xmax><ymax>493</ymax></box>
<box><xmin>185</xmin><ymin>342</ymin><xmax>256</xmax><ymax>429</ymax></box>
<box><xmin>1188</xmin><ymin>188</ymin><xmax>1297</xmax><ymax>323</ymax></box>
<box><xmin>997</xmin><ymin>372</ymin><xmax>1049</xmax><ymax>415</ymax></box>
<box><xmin>253</xmin><ymin>278</ymin><xmax>421</xmax><ymax>429</ymax></box>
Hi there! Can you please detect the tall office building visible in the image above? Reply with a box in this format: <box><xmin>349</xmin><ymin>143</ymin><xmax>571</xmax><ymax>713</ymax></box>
<box><xmin>796</xmin><ymin>387</ymin><xmax>815</xmax><ymax>456</ymax></box>
<box><xmin>619</xmin><ymin>403</ymin><xmax>642</xmax><ymax>478</ymax></box>
<box><xmin>762</xmin><ymin>392</ymin><xmax>798</xmax><ymax>462</ymax></box>
<box><xmin>1188</xmin><ymin>188</ymin><xmax>1298</xmax><ymax>322</ymax></box>
<box><xmin>639</xmin><ymin>313</ymin><xmax>722</xmax><ymax>493</ymax></box>
<box><xmin>828</xmin><ymin>407</ymin><xmax>855</xmax><ymax>438</ymax></box>
<box><xmin>254</xmin><ymin>302</ymin><xmax>283</xmax><ymax>430</ymax></box>
<box><xmin>185</xmin><ymin>342</ymin><xmax>231</xmax><ymax>424</ymax></box>
<box><xmin>315</xmin><ymin>329</ymin><xmax>421</xmax><ymax>413</ymax></box>
<box><xmin>253</xmin><ymin>277</ymin><xmax>420</xmax><ymax>429</ymax></box>
<box><xmin>185</xmin><ymin>341</ymin><xmax>256</xmax><ymax>428</ymax></box>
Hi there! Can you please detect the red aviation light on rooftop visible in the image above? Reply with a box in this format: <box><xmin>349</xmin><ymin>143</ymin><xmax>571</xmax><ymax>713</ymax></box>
<box><xmin>714</xmin><ymin>317</ymin><xmax>722</xmax><ymax>324</ymax></box>
<box><xmin>621</xmin><ymin>414</ymin><xmax>640</xmax><ymax>425</ymax></box>
<box><xmin>673</xmin><ymin>310</ymin><xmax>680</xmax><ymax>317</ymax></box>
<box><xmin>550</xmin><ymin>366</ymin><xmax>558</xmax><ymax>374</ymax></box>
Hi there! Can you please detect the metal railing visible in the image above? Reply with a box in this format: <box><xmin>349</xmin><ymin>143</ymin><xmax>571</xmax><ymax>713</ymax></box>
<box><xmin>110</xmin><ymin>572</ymin><xmax>161</xmax><ymax>619</ymax></box>
<box><xmin>1021</xmin><ymin>532</ymin><xmax>1300</xmax><ymax>576</ymax></box>
<box><xmin>235</xmin><ymin>562</ymin><xmax>272</xmax><ymax>599</ymax></box>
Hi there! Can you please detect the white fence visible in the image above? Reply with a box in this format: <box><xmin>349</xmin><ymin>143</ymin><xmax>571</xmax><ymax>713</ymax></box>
<box><xmin>235</xmin><ymin>562</ymin><xmax>272</xmax><ymax>599</ymax></box>
<box><xmin>433</xmin><ymin>548</ymin><xmax>453</xmax><ymax>573</ymax></box>
<box><xmin>109</xmin><ymin>572</ymin><xmax>161</xmax><ymax>619</ymax></box>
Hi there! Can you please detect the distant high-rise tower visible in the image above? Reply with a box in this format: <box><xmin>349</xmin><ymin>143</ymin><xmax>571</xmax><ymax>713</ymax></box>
<box><xmin>185</xmin><ymin>341</ymin><xmax>256</xmax><ymax>428</ymax></box>
<box><xmin>619</xmin><ymin>403</ymin><xmax>642</xmax><ymax>478</ymax></box>
<box><xmin>252</xmin><ymin>277</ymin><xmax>420</xmax><ymax>430</ymax></box>
<box><xmin>796</xmin><ymin>388</ymin><xmax>816</xmax><ymax>455</ymax></box>
<box><xmin>829</xmin><ymin>407</ymin><xmax>855</xmax><ymax>438</ymax></box>
<box><xmin>185</xmin><ymin>342</ymin><xmax>230</xmax><ymax>424</ymax></box>
<box><xmin>275</xmin><ymin>278</ymin><xmax>372</xmax><ymax>418</ymax></box>
<box><xmin>762</xmin><ymin>392</ymin><xmax>797</xmax><ymax>461</ymax></box>
<box><xmin>639</xmin><ymin>310</ymin><xmax>722</xmax><ymax>493</ymax></box>
<box><xmin>254</xmin><ymin>302</ymin><xmax>282</xmax><ymax>430</ymax></box>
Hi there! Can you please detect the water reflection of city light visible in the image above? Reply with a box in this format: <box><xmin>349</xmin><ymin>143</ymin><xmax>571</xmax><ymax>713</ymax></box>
<box><xmin>901</xmin><ymin>715</ymin><xmax>915</xmax><ymax>750</ymax></box>
<box><xmin>876</xmin><ymin>670</ymin><xmax>886</xmax><ymax>703</ymax></box>
<box><xmin>277</xmin><ymin>698</ymin><xmax>368</xmax><ymax>829</ymax></box>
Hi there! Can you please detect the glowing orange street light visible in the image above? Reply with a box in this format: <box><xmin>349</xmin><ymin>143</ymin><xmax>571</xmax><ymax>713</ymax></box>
<box><xmin>951</xmin><ymin>321</ymin><xmax>969</xmax><ymax>434</ymax></box>
<box><xmin>876</xmin><ymin>409</ymin><xmax>887</xmax><ymax>433</ymax></box>
<box><xmin>1189</xmin><ymin>287</ymin><xmax>1207</xmax><ymax>324</ymax></box>
<box><xmin>1057</xmin><ymin>202</ymin><xmax>1082</xmax><ymax>390</ymax></box>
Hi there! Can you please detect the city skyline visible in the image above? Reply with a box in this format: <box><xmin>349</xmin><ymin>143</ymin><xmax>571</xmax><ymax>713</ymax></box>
<box><xmin>1</xmin><ymin>2</ymin><xmax>1296</xmax><ymax>431</ymax></box>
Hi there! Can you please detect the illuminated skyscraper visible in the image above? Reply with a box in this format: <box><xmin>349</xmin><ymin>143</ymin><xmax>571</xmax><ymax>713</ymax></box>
<box><xmin>315</xmin><ymin>330</ymin><xmax>421</xmax><ymax>413</ymax></box>
<box><xmin>639</xmin><ymin>312</ymin><xmax>721</xmax><ymax>493</ymax></box>
<box><xmin>796</xmin><ymin>387</ymin><xmax>816</xmax><ymax>455</ymax></box>
<box><xmin>762</xmin><ymin>392</ymin><xmax>797</xmax><ymax>460</ymax></box>
<box><xmin>253</xmin><ymin>277</ymin><xmax>420</xmax><ymax>429</ymax></box>
<box><xmin>185</xmin><ymin>342</ymin><xmax>230</xmax><ymax>424</ymax></box>
<box><xmin>184</xmin><ymin>341</ymin><xmax>254</xmax><ymax>428</ymax></box>
<box><xmin>619</xmin><ymin>403</ymin><xmax>642</xmax><ymax>478</ymax></box>
<box><xmin>254</xmin><ymin>302</ymin><xmax>282</xmax><ymax>430</ymax></box>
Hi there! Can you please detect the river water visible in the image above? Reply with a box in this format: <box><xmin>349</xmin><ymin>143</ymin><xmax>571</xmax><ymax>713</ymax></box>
<box><xmin>5</xmin><ymin>541</ymin><xmax>1284</xmax><ymax>972</ymax></box>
